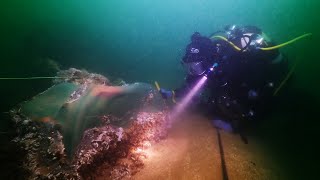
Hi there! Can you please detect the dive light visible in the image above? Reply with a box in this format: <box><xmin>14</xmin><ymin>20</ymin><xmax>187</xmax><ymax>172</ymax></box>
<box><xmin>204</xmin><ymin>63</ymin><xmax>218</xmax><ymax>78</ymax></box>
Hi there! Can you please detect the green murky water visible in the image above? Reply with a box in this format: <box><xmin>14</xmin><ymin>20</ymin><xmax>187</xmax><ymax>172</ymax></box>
<box><xmin>0</xmin><ymin>1</ymin><xmax>319</xmax><ymax>179</ymax></box>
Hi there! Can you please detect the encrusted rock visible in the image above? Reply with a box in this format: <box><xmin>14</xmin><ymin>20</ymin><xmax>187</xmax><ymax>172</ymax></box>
<box><xmin>9</xmin><ymin>69</ymin><xmax>168</xmax><ymax>179</ymax></box>
<box><xmin>10</xmin><ymin>111</ymin><xmax>79</xmax><ymax>180</ymax></box>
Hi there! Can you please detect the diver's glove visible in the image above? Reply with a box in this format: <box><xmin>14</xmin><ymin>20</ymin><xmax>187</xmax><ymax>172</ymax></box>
<box><xmin>159</xmin><ymin>88</ymin><xmax>174</xmax><ymax>99</ymax></box>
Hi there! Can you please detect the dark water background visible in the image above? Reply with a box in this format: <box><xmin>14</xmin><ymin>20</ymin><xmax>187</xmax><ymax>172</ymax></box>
<box><xmin>0</xmin><ymin>0</ymin><xmax>319</xmax><ymax>179</ymax></box>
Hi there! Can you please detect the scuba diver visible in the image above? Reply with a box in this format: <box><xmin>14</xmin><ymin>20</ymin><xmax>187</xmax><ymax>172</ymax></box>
<box><xmin>158</xmin><ymin>25</ymin><xmax>291</xmax><ymax>140</ymax></box>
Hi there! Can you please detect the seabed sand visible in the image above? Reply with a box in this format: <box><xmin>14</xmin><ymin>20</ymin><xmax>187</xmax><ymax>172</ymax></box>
<box><xmin>133</xmin><ymin>113</ymin><xmax>287</xmax><ymax>180</ymax></box>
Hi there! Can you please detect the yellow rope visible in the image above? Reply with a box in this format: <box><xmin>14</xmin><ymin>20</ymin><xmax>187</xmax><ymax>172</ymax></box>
<box><xmin>0</xmin><ymin>76</ymin><xmax>68</xmax><ymax>80</ymax></box>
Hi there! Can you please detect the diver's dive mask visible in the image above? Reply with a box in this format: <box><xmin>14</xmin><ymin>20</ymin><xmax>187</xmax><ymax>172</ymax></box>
<box><xmin>182</xmin><ymin>46</ymin><xmax>215</xmax><ymax>76</ymax></box>
<box><xmin>184</xmin><ymin>61</ymin><xmax>207</xmax><ymax>76</ymax></box>
<box><xmin>182</xmin><ymin>48</ymin><xmax>208</xmax><ymax>76</ymax></box>
<box><xmin>182</xmin><ymin>32</ymin><xmax>217</xmax><ymax>76</ymax></box>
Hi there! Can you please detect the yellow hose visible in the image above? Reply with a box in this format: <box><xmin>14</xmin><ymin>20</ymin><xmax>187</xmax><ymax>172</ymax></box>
<box><xmin>210</xmin><ymin>35</ymin><xmax>242</xmax><ymax>51</ymax></box>
<box><xmin>211</xmin><ymin>33</ymin><xmax>312</xmax><ymax>51</ymax></box>
<box><xmin>260</xmin><ymin>33</ymin><xmax>312</xmax><ymax>50</ymax></box>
